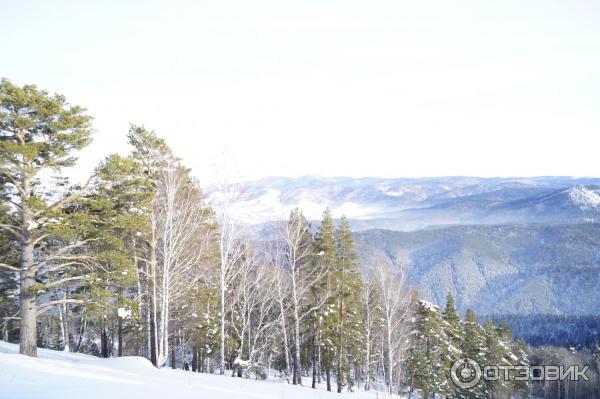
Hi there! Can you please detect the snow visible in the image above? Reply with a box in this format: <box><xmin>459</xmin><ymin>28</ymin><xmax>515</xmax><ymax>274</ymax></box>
<box><xmin>378</xmin><ymin>185</ymin><xmax>405</xmax><ymax>197</ymax></box>
<box><xmin>569</xmin><ymin>186</ymin><xmax>600</xmax><ymax>210</ymax></box>
<box><xmin>0</xmin><ymin>341</ymin><xmax>393</xmax><ymax>399</ymax></box>
<box><xmin>117</xmin><ymin>307</ymin><xmax>132</xmax><ymax>319</ymax></box>
<box><xmin>419</xmin><ymin>300</ymin><xmax>439</xmax><ymax>311</ymax></box>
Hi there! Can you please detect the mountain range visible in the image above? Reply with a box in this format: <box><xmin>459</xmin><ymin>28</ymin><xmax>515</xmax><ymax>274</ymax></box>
<box><xmin>211</xmin><ymin>176</ymin><xmax>600</xmax><ymax>328</ymax></box>
<box><xmin>225</xmin><ymin>176</ymin><xmax>600</xmax><ymax>230</ymax></box>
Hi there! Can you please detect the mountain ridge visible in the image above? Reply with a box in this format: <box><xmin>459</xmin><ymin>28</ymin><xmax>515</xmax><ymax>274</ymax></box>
<box><xmin>214</xmin><ymin>176</ymin><xmax>600</xmax><ymax>229</ymax></box>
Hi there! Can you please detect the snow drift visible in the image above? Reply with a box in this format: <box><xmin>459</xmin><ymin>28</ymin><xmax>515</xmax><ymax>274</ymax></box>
<box><xmin>0</xmin><ymin>341</ymin><xmax>385</xmax><ymax>399</ymax></box>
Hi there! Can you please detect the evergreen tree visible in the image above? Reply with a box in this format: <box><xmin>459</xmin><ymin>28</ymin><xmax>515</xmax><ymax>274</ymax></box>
<box><xmin>79</xmin><ymin>154</ymin><xmax>152</xmax><ymax>356</ymax></box>
<box><xmin>459</xmin><ymin>309</ymin><xmax>488</xmax><ymax>398</ymax></box>
<box><xmin>409</xmin><ymin>299</ymin><xmax>449</xmax><ymax>398</ymax></box>
<box><xmin>0</xmin><ymin>78</ymin><xmax>93</xmax><ymax>356</ymax></box>
<box><xmin>443</xmin><ymin>293</ymin><xmax>462</xmax><ymax>397</ymax></box>
<box><xmin>0</xmin><ymin>198</ymin><xmax>18</xmax><ymax>342</ymax></box>
<box><xmin>334</xmin><ymin>215</ymin><xmax>362</xmax><ymax>392</ymax></box>
<box><xmin>482</xmin><ymin>320</ymin><xmax>507</xmax><ymax>398</ymax></box>
<box><xmin>312</xmin><ymin>209</ymin><xmax>336</xmax><ymax>389</ymax></box>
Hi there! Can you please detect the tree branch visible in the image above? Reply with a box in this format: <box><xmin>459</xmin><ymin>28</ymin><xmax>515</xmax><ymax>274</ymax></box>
<box><xmin>34</xmin><ymin>174</ymin><xmax>94</xmax><ymax>218</ymax></box>
<box><xmin>43</xmin><ymin>275</ymin><xmax>87</xmax><ymax>289</ymax></box>
<box><xmin>37</xmin><ymin>299</ymin><xmax>85</xmax><ymax>315</ymax></box>
<box><xmin>0</xmin><ymin>223</ymin><xmax>23</xmax><ymax>240</ymax></box>
<box><xmin>0</xmin><ymin>262</ymin><xmax>19</xmax><ymax>272</ymax></box>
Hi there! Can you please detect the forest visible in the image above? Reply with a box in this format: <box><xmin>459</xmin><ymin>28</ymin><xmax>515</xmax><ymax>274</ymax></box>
<box><xmin>0</xmin><ymin>79</ymin><xmax>595</xmax><ymax>399</ymax></box>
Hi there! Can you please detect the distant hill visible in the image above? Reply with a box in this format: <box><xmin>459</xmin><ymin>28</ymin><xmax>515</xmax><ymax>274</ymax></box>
<box><xmin>354</xmin><ymin>224</ymin><xmax>600</xmax><ymax>316</ymax></box>
<box><xmin>215</xmin><ymin>176</ymin><xmax>600</xmax><ymax>229</ymax></box>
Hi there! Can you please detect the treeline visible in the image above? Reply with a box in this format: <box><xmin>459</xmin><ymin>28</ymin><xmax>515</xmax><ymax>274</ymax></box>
<box><xmin>1</xmin><ymin>79</ymin><xmax>527</xmax><ymax>397</ymax></box>
<box><xmin>527</xmin><ymin>346</ymin><xmax>600</xmax><ymax>399</ymax></box>
<box><xmin>406</xmin><ymin>296</ymin><xmax>529</xmax><ymax>398</ymax></box>
<box><xmin>486</xmin><ymin>314</ymin><xmax>600</xmax><ymax>350</ymax></box>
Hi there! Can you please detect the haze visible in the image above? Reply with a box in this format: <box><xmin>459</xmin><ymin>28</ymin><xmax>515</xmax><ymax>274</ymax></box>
<box><xmin>2</xmin><ymin>1</ymin><xmax>599</xmax><ymax>184</ymax></box>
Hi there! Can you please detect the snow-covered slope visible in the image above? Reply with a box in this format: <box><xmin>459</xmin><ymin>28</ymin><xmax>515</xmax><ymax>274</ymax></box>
<box><xmin>0</xmin><ymin>341</ymin><xmax>384</xmax><ymax>399</ymax></box>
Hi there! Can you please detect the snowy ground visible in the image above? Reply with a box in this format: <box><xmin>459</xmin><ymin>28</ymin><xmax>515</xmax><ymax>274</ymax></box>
<box><xmin>0</xmin><ymin>341</ymin><xmax>395</xmax><ymax>399</ymax></box>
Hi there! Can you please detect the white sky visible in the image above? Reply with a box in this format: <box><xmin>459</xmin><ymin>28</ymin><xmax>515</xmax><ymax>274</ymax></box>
<box><xmin>2</xmin><ymin>1</ymin><xmax>600</xmax><ymax>184</ymax></box>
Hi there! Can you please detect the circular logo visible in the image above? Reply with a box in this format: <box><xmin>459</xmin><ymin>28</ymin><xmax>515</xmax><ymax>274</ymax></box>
<box><xmin>450</xmin><ymin>357</ymin><xmax>482</xmax><ymax>389</ymax></box>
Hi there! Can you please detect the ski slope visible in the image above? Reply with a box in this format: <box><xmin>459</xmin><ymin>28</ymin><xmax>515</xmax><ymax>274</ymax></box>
<box><xmin>0</xmin><ymin>341</ymin><xmax>390</xmax><ymax>399</ymax></box>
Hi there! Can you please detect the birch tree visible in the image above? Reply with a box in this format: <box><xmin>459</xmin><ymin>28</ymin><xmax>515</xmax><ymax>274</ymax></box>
<box><xmin>127</xmin><ymin>125</ymin><xmax>170</xmax><ymax>366</ymax></box>
<box><xmin>211</xmin><ymin>178</ymin><xmax>245</xmax><ymax>375</ymax></box>
<box><xmin>360</xmin><ymin>271</ymin><xmax>380</xmax><ymax>391</ymax></box>
<box><xmin>269</xmin><ymin>244</ymin><xmax>292</xmax><ymax>380</ymax></box>
<box><xmin>229</xmin><ymin>244</ymin><xmax>279</xmax><ymax>373</ymax></box>
<box><xmin>280</xmin><ymin>208</ymin><xmax>329</xmax><ymax>385</ymax></box>
<box><xmin>373</xmin><ymin>257</ymin><xmax>411</xmax><ymax>395</ymax></box>
<box><xmin>154</xmin><ymin>160</ymin><xmax>214</xmax><ymax>367</ymax></box>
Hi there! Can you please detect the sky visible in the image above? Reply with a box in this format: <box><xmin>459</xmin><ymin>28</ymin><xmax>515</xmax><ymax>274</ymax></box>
<box><xmin>2</xmin><ymin>1</ymin><xmax>600</xmax><ymax>184</ymax></box>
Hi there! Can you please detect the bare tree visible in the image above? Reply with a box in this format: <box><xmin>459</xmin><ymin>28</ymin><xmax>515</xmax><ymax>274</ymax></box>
<box><xmin>153</xmin><ymin>160</ymin><xmax>214</xmax><ymax>367</ymax></box>
<box><xmin>211</xmin><ymin>178</ymin><xmax>245</xmax><ymax>375</ymax></box>
<box><xmin>269</xmin><ymin>243</ymin><xmax>292</xmax><ymax>381</ymax></box>
<box><xmin>279</xmin><ymin>209</ymin><xmax>329</xmax><ymax>385</ymax></box>
<box><xmin>229</xmin><ymin>243</ymin><xmax>279</xmax><ymax>370</ymax></box>
<box><xmin>360</xmin><ymin>271</ymin><xmax>380</xmax><ymax>391</ymax></box>
<box><xmin>373</xmin><ymin>257</ymin><xmax>411</xmax><ymax>395</ymax></box>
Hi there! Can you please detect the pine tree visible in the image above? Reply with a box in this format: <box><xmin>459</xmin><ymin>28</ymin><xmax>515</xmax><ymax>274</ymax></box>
<box><xmin>191</xmin><ymin>279</ymin><xmax>220</xmax><ymax>372</ymax></box>
<box><xmin>410</xmin><ymin>299</ymin><xmax>449</xmax><ymax>398</ymax></box>
<box><xmin>0</xmin><ymin>199</ymin><xmax>18</xmax><ymax>342</ymax></box>
<box><xmin>312</xmin><ymin>209</ymin><xmax>336</xmax><ymax>389</ymax></box>
<box><xmin>459</xmin><ymin>309</ymin><xmax>488</xmax><ymax>398</ymax></box>
<box><xmin>405</xmin><ymin>289</ymin><xmax>421</xmax><ymax>398</ymax></box>
<box><xmin>0</xmin><ymin>78</ymin><xmax>93</xmax><ymax>356</ymax></box>
<box><xmin>78</xmin><ymin>154</ymin><xmax>152</xmax><ymax>357</ymax></box>
<box><xmin>443</xmin><ymin>292</ymin><xmax>462</xmax><ymax>354</ymax></box>
<box><xmin>482</xmin><ymin>320</ymin><xmax>507</xmax><ymax>397</ymax></box>
<box><xmin>334</xmin><ymin>215</ymin><xmax>362</xmax><ymax>392</ymax></box>
<box><xmin>443</xmin><ymin>293</ymin><xmax>462</xmax><ymax>397</ymax></box>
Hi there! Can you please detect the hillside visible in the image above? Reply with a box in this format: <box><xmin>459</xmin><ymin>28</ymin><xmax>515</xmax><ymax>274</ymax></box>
<box><xmin>219</xmin><ymin>176</ymin><xmax>600</xmax><ymax>229</ymax></box>
<box><xmin>354</xmin><ymin>224</ymin><xmax>600</xmax><ymax>316</ymax></box>
<box><xmin>0</xmin><ymin>341</ymin><xmax>383</xmax><ymax>399</ymax></box>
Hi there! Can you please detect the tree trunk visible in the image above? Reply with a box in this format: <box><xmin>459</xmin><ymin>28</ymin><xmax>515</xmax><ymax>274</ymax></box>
<box><xmin>278</xmin><ymin>298</ymin><xmax>291</xmax><ymax>381</ymax></box>
<box><xmin>387</xmin><ymin>320</ymin><xmax>393</xmax><ymax>395</ymax></box>
<box><xmin>149</xmin><ymin>296</ymin><xmax>158</xmax><ymax>365</ymax></box>
<box><xmin>19</xmin><ymin>266</ymin><xmax>37</xmax><ymax>356</ymax></box>
<box><xmin>326</xmin><ymin>367</ymin><xmax>331</xmax><ymax>392</ymax></box>
<box><xmin>149</xmin><ymin>217</ymin><xmax>159</xmax><ymax>367</ymax></box>
<box><xmin>364</xmin><ymin>331</ymin><xmax>370</xmax><ymax>391</ymax></box>
<box><xmin>219</xmin><ymin>268</ymin><xmax>226</xmax><ymax>375</ymax></box>
<box><xmin>337</xmin><ymin>289</ymin><xmax>344</xmax><ymax>393</ymax></box>
<box><xmin>19</xmin><ymin>174</ymin><xmax>37</xmax><ymax>357</ymax></box>
<box><xmin>311</xmin><ymin>323</ymin><xmax>317</xmax><ymax>389</ymax></box>
<box><xmin>192</xmin><ymin>348</ymin><xmax>198</xmax><ymax>372</ymax></box>
<box><xmin>101</xmin><ymin>326</ymin><xmax>109</xmax><ymax>358</ymax></box>
<box><xmin>293</xmin><ymin>304</ymin><xmax>302</xmax><ymax>385</ymax></box>
<box><xmin>75</xmin><ymin>311</ymin><xmax>86</xmax><ymax>352</ymax></box>
<box><xmin>171</xmin><ymin>345</ymin><xmax>176</xmax><ymax>369</ymax></box>
<box><xmin>117</xmin><ymin>317</ymin><xmax>123</xmax><ymax>357</ymax></box>
<box><xmin>317</xmin><ymin>336</ymin><xmax>321</xmax><ymax>384</ymax></box>
<box><xmin>199</xmin><ymin>349</ymin><xmax>204</xmax><ymax>373</ymax></box>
